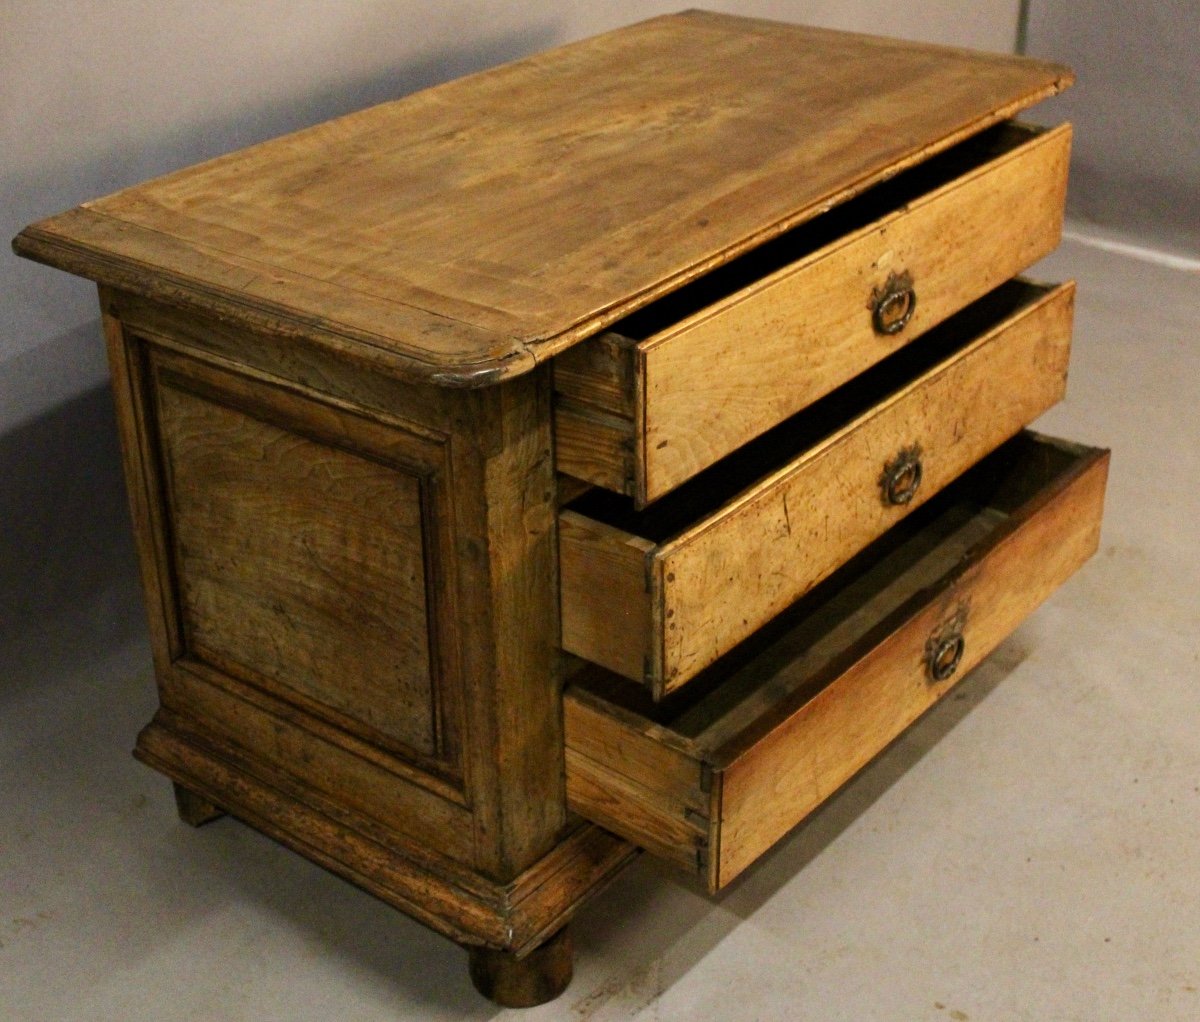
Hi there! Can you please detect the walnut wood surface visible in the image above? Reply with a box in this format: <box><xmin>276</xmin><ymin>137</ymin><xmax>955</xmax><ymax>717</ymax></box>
<box><xmin>564</xmin><ymin>434</ymin><xmax>1109</xmax><ymax>891</ymax></box>
<box><xmin>14</xmin><ymin>12</ymin><xmax>1071</xmax><ymax>385</ymax></box>
<box><xmin>560</xmin><ymin>282</ymin><xmax>1075</xmax><ymax>694</ymax></box>
<box><xmin>558</xmin><ymin>516</ymin><xmax>656</xmax><ymax>683</ymax></box>
<box><xmin>138</xmin><ymin>718</ymin><xmax>636</xmax><ymax>954</ymax></box>
<box><xmin>12</xmin><ymin>15</ymin><xmax>1094</xmax><ymax>1000</ymax></box>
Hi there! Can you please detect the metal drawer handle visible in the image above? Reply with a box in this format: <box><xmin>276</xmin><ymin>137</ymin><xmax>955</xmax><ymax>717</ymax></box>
<box><xmin>926</xmin><ymin>632</ymin><xmax>965</xmax><ymax>683</ymax></box>
<box><xmin>880</xmin><ymin>444</ymin><xmax>923</xmax><ymax>505</ymax></box>
<box><xmin>925</xmin><ymin>606</ymin><xmax>968</xmax><ymax>683</ymax></box>
<box><xmin>870</xmin><ymin>270</ymin><xmax>917</xmax><ymax>335</ymax></box>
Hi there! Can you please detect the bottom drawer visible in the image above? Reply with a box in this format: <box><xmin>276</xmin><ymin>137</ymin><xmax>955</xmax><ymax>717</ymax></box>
<box><xmin>564</xmin><ymin>432</ymin><xmax>1109</xmax><ymax>892</ymax></box>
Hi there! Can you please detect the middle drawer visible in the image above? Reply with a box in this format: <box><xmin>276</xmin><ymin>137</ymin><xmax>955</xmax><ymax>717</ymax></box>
<box><xmin>559</xmin><ymin>279</ymin><xmax>1073</xmax><ymax>697</ymax></box>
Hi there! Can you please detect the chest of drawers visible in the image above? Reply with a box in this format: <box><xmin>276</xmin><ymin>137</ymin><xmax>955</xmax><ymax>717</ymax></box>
<box><xmin>13</xmin><ymin>12</ymin><xmax>1108</xmax><ymax>1007</ymax></box>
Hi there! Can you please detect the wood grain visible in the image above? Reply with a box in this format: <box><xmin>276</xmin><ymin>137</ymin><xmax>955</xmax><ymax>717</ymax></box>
<box><xmin>560</xmin><ymin>281</ymin><xmax>1075</xmax><ymax>694</ymax></box>
<box><xmin>563</xmin><ymin>682</ymin><xmax>710</xmax><ymax>873</ymax></box>
<box><xmin>161</xmin><ymin>660</ymin><xmax>475</xmax><ymax>857</ymax></box>
<box><xmin>641</xmin><ymin>123</ymin><xmax>1071</xmax><ymax>501</ymax></box>
<box><xmin>14</xmin><ymin>13</ymin><xmax>1072</xmax><ymax>385</ymax></box>
<box><xmin>103</xmin><ymin>287</ymin><xmax>450</xmax><ymax>437</ymax></box>
<box><xmin>715</xmin><ymin>440</ymin><xmax>1109</xmax><ymax>886</ymax></box>
<box><xmin>559</xmin><ymin>514</ymin><xmax>656</xmax><ymax>682</ymax></box>
<box><xmin>552</xmin><ymin>402</ymin><xmax>635</xmax><ymax>496</ymax></box>
<box><xmin>552</xmin><ymin>123</ymin><xmax>1072</xmax><ymax>501</ymax></box>
<box><xmin>155</xmin><ymin>373</ymin><xmax>440</xmax><ymax>756</ymax></box>
<box><xmin>454</xmin><ymin>371</ymin><xmax>569</xmax><ymax>878</ymax></box>
<box><xmin>657</xmin><ymin>280</ymin><xmax>1075</xmax><ymax>691</ymax></box>
<box><xmin>553</xmin><ymin>332</ymin><xmax>638</xmax><ymax>413</ymax></box>
<box><xmin>125</xmin><ymin>310</ymin><xmax>573</xmax><ymax>869</ymax></box>
<box><xmin>100</xmin><ymin>306</ymin><xmax>186</xmax><ymax>677</ymax></box>
<box><xmin>563</xmin><ymin>434</ymin><xmax>1110</xmax><ymax>891</ymax></box>
<box><xmin>16</xmin><ymin>17</ymin><xmax>1092</xmax><ymax>997</ymax></box>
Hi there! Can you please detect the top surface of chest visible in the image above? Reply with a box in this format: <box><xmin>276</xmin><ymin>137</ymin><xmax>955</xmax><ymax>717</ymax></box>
<box><xmin>13</xmin><ymin>11</ymin><xmax>1070</xmax><ymax>384</ymax></box>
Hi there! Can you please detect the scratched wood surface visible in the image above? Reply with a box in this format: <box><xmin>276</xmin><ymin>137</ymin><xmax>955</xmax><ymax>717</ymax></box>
<box><xmin>13</xmin><ymin>11</ymin><xmax>1071</xmax><ymax>385</ymax></box>
<box><xmin>564</xmin><ymin>434</ymin><xmax>1110</xmax><ymax>891</ymax></box>
<box><xmin>559</xmin><ymin>280</ymin><xmax>1075</xmax><ymax>695</ymax></box>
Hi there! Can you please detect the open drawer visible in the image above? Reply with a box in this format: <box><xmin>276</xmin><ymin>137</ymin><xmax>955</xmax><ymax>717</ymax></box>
<box><xmin>564</xmin><ymin>432</ymin><xmax>1109</xmax><ymax>892</ymax></box>
<box><xmin>553</xmin><ymin>121</ymin><xmax>1072</xmax><ymax>505</ymax></box>
<box><xmin>560</xmin><ymin>279</ymin><xmax>1074</xmax><ymax>696</ymax></box>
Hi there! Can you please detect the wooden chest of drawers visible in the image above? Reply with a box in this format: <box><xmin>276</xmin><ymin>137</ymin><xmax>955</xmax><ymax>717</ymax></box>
<box><xmin>13</xmin><ymin>12</ymin><xmax>1108</xmax><ymax>1007</ymax></box>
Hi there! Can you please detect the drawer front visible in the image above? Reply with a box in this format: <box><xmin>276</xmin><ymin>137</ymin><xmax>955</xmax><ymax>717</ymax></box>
<box><xmin>560</xmin><ymin>280</ymin><xmax>1074</xmax><ymax>696</ymax></box>
<box><xmin>564</xmin><ymin>434</ymin><xmax>1110</xmax><ymax>892</ymax></box>
<box><xmin>555</xmin><ymin>122</ymin><xmax>1072</xmax><ymax>505</ymax></box>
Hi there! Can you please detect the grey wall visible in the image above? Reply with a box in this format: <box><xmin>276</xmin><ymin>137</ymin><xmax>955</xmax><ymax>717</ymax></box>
<box><xmin>1</xmin><ymin>2</ymin><xmax>1022</xmax><ymax>639</ymax></box>
<box><xmin>1024</xmin><ymin>1</ymin><xmax>1200</xmax><ymax>256</ymax></box>
<box><xmin>2</xmin><ymin>1</ymin><xmax>1021</xmax><ymax>435</ymax></box>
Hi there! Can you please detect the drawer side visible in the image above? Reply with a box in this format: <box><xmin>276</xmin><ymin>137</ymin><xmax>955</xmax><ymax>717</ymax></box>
<box><xmin>554</xmin><ymin>331</ymin><xmax>639</xmax><ymax>494</ymax></box>
<box><xmin>564</xmin><ymin>691</ymin><xmax>712</xmax><ymax>873</ymax></box>
<box><xmin>559</xmin><ymin>513</ymin><xmax>658</xmax><ymax>682</ymax></box>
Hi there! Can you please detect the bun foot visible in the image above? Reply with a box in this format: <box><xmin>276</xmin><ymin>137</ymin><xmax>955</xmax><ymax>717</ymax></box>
<box><xmin>172</xmin><ymin>782</ymin><xmax>225</xmax><ymax>827</ymax></box>
<box><xmin>467</xmin><ymin>925</ymin><xmax>573</xmax><ymax>1007</ymax></box>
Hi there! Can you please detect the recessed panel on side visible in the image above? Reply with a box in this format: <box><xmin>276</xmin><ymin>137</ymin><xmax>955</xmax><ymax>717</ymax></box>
<box><xmin>154</xmin><ymin>373</ymin><xmax>439</xmax><ymax>760</ymax></box>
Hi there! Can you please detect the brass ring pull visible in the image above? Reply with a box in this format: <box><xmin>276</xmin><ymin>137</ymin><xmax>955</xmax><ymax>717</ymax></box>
<box><xmin>880</xmin><ymin>445</ymin><xmax>923</xmax><ymax>506</ymax></box>
<box><xmin>870</xmin><ymin>270</ymin><xmax>917</xmax><ymax>335</ymax></box>
<box><xmin>926</xmin><ymin>632</ymin><xmax>965</xmax><ymax>683</ymax></box>
<box><xmin>925</xmin><ymin>606</ymin><xmax>968</xmax><ymax>684</ymax></box>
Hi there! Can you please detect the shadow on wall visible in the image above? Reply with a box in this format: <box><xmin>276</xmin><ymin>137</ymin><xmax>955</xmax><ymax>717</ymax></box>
<box><xmin>0</xmin><ymin>383</ymin><xmax>142</xmax><ymax>692</ymax></box>
<box><xmin>7</xmin><ymin>27</ymin><xmax>560</xmax><ymax>224</ymax></box>
<box><xmin>1</xmin><ymin>27</ymin><xmax>561</xmax><ymax>685</ymax></box>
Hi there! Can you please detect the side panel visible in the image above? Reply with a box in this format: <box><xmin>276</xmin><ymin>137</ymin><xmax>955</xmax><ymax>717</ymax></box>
<box><xmin>154</xmin><ymin>358</ymin><xmax>442</xmax><ymax>760</ymax></box>
<box><xmin>101</xmin><ymin>289</ymin><xmax>572</xmax><ymax>923</ymax></box>
<box><xmin>564</xmin><ymin>691</ymin><xmax>711</xmax><ymax>875</ymax></box>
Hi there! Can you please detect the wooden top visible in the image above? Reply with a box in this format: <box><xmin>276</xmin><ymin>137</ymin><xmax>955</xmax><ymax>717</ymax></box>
<box><xmin>13</xmin><ymin>11</ymin><xmax>1072</xmax><ymax>387</ymax></box>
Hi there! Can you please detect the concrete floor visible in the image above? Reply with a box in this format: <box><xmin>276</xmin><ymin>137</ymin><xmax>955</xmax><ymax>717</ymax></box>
<box><xmin>2</xmin><ymin>235</ymin><xmax>1197</xmax><ymax>1021</ymax></box>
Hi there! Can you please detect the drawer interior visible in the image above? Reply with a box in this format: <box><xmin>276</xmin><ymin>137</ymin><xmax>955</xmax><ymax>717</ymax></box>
<box><xmin>565</xmin><ymin>277</ymin><xmax>1057</xmax><ymax>544</ymax></box>
<box><xmin>613</xmin><ymin>121</ymin><xmax>1048</xmax><ymax>341</ymax></box>
<box><xmin>565</xmin><ymin>432</ymin><xmax>1109</xmax><ymax>888</ymax></box>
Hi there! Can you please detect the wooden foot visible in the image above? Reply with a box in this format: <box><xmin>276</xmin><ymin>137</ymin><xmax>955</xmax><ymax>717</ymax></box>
<box><xmin>467</xmin><ymin>925</ymin><xmax>573</xmax><ymax>1007</ymax></box>
<box><xmin>172</xmin><ymin>781</ymin><xmax>225</xmax><ymax>827</ymax></box>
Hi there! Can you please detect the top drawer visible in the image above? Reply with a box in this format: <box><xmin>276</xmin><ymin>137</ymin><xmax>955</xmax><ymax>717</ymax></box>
<box><xmin>554</xmin><ymin>121</ymin><xmax>1072</xmax><ymax>506</ymax></box>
